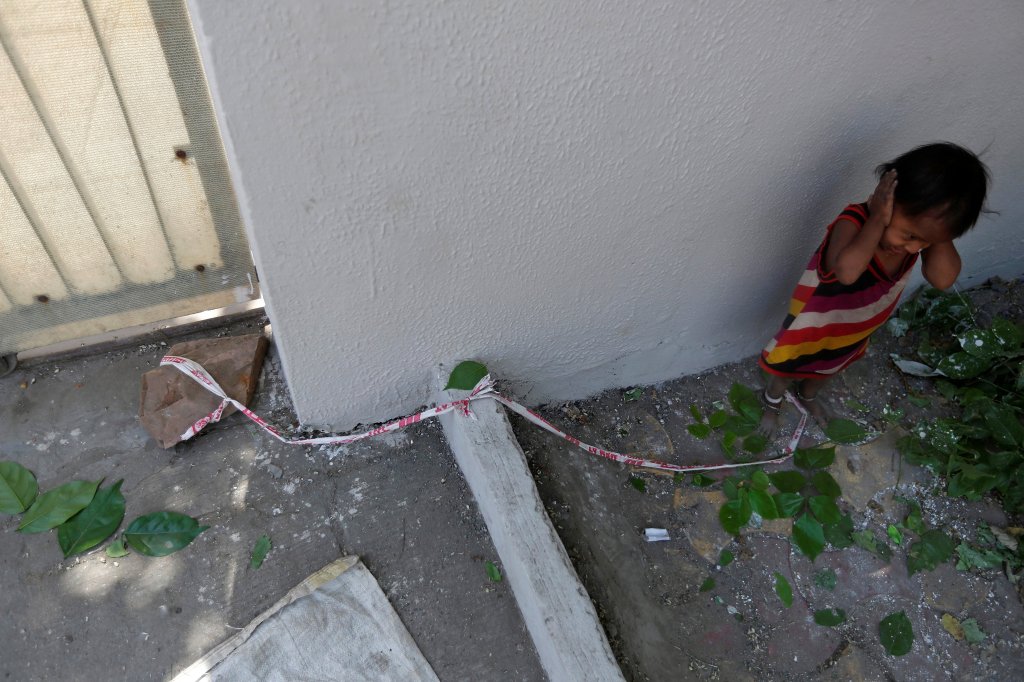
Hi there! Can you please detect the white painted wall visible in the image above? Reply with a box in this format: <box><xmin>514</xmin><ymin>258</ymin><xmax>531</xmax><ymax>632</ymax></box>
<box><xmin>189</xmin><ymin>0</ymin><xmax>1024</xmax><ymax>429</ymax></box>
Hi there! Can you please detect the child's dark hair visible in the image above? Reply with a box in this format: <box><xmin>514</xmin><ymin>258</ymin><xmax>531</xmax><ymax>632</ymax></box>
<box><xmin>876</xmin><ymin>142</ymin><xmax>990</xmax><ymax>238</ymax></box>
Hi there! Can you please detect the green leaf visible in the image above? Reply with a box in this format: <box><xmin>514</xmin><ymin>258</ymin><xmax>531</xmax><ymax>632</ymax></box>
<box><xmin>907</xmin><ymin>394</ymin><xmax>931</xmax><ymax>409</ymax></box>
<box><xmin>809</xmin><ymin>495</ymin><xmax>842</xmax><ymax>525</ymax></box>
<box><xmin>0</xmin><ymin>460</ymin><xmax>38</xmax><ymax>514</ymax></box>
<box><xmin>955</xmin><ymin>543</ymin><xmax>1003</xmax><ymax>571</ymax></box>
<box><xmin>937</xmin><ymin>352</ymin><xmax>988</xmax><ymax>380</ymax></box>
<box><xmin>983</xmin><ymin>404</ymin><xmax>1024</xmax><ymax>448</ymax></box>
<box><xmin>879</xmin><ymin>611</ymin><xmax>914</xmax><ymax>656</ymax></box>
<box><xmin>105</xmin><ymin>539</ymin><xmax>129</xmax><ymax>558</ymax></box>
<box><xmin>773</xmin><ymin>572</ymin><xmax>793</xmax><ymax>607</ymax></box>
<box><xmin>444</xmin><ymin>360</ymin><xmax>488</xmax><ymax>390</ymax></box>
<box><xmin>687</xmin><ymin>423</ymin><xmax>712</xmax><ymax>440</ymax></box>
<box><xmin>898</xmin><ymin>497</ymin><xmax>925</xmax><ymax>534</ymax></box>
<box><xmin>852</xmin><ymin>530</ymin><xmax>892</xmax><ymax>561</ymax></box>
<box><xmin>741</xmin><ymin>434</ymin><xmax>768</xmax><ymax>454</ymax></box>
<box><xmin>123</xmin><ymin>512</ymin><xmax>209</xmax><ymax>557</ymax></box>
<box><xmin>623</xmin><ymin>387</ymin><xmax>643</xmax><ymax>402</ymax></box>
<box><xmin>723</xmin><ymin>477</ymin><xmax>739</xmax><ymax>500</ymax></box>
<box><xmin>719</xmin><ymin>497</ymin><xmax>752</xmax><ymax>535</ymax></box>
<box><xmin>250</xmin><ymin>534</ymin><xmax>272</xmax><ymax>569</ymax></box>
<box><xmin>991</xmin><ymin>317</ymin><xmax>1024</xmax><ymax>348</ymax></box>
<box><xmin>823</xmin><ymin>513</ymin><xmax>854</xmax><ymax>548</ymax></box>
<box><xmin>773</xmin><ymin>492</ymin><xmax>805</xmax><ymax>518</ymax></box>
<box><xmin>699</xmin><ymin>577</ymin><xmax>715</xmax><ymax>592</ymax></box>
<box><xmin>718</xmin><ymin>550</ymin><xmax>734</xmax><ymax>567</ymax></box>
<box><xmin>721</xmin><ymin>431</ymin><xmax>739</xmax><ymax>458</ymax></box>
<box><xmin>56</xmin><ymin>480</ymin><xmax>126</xmax><ymax>558</ymax></box>
<box><xmin>485</xmin><ymin>560</ymin><xmax>502</xmax><ymax>582</ymax></box>
<box><xmin>886</xmin><ymin>524</ymin><xmax>903</xmax><ymax>546</ymax></box>
<box><xmin>811</xmin><ymin>471</ymin><xmax>841</xmax><ymax>498</ymax></box>
<box><xmin>961</xmin><ymin>618</ymin><xmax>986</xmax><ymax>644</ymax></box>
<box><xmin>906</xmin><ymin>529</ymin><xmax>954</xmax><ymax>576</ymax></box>
<box><xmin>748</xmin><ymin>489</ymin><xmax>779</xmax><ymax>519</ymax></box>
<box><xmin>813</xmin><ymin>568</ymin><xmax>837</xmax><ymax>591</ymax></box>
<box><xmin>825</xmin><ymin>419</ymin><xmax>868</xmax><ymax>444</ymax></box>
<box><xmin>769</xmin><ymin>470</ymin><xmax>806</xmax><ymax>493</ymax></box>
<box><xmin>794</xmin><ymin>446</ymin><xmax>836</xmax><ymax>470</ymax></box>
<box><xmin>959</xmin><ymin>329</ymin><xmax>1001</xmax><ymax>360</ymax></box>
<box><xmin>814</xmin><ymin>608</ymin><xmax>847</xmax><ymax>626</ymax></box>
<box><xmin>629</xmin><ymin>476</ymin><xmax>646</xmax><ymax>493</ymax></box>
<box><xmin>750</xmin><ymin>470</ymin><xmax>770</xmax><ymax>491</ymax></box>
<box><xmin>728</xmin><ymin>383</ymin><xmax>761</xmax><ymax>425</ymax></box>
<box><xmin>882</xmin><ymin>404</ymin><xmax>906</xmax><ymax>424</ymax></box>
<box><xmin>793</xmin><ymin>513</ymin><xmax>825</xmax><ymax>561</ymax></box>
<box><xmin>691</xmin><ymin>473</ymin><xmax>716</xmax><ymax>487</ymax></box>
<box><xmin>18</xmin><ymin>480</ymin><xmax>99</xmax><ymax>534</ymax></box>
<box><xmin>689</xmin><ymin>404</ymin><xmax>703</xmax><ymax>422</ymax></box>
<box><xmin>846</xmin><ymin>399</ymin><xmax>871</xmax><ymax>413</ymax></box>
<box><xmin>708</xmin><ymin>410</ymin><xmax>728</xmax><ymax>429</ymax></box>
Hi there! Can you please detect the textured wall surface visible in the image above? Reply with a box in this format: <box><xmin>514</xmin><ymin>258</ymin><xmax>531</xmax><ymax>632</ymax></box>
<box><xmin>190</xmin><ymin>0</ymin><xmax>1024</xmax><ymax>428</ymax></box>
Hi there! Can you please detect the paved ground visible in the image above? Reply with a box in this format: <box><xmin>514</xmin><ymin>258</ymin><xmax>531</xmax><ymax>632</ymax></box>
<box><xmin>513</xmin><ymin>279</ymin><xmax>1024</xmax><ymax>681</ymax></box>
<box><xmin>0</xmin><ymin>316</ymin><xmax>544</xmax><ymax>682</ymax></box>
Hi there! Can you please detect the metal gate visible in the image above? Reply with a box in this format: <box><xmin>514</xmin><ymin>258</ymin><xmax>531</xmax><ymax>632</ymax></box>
<box><xmin>0</xmin><ymin>0</ymin><xmax>257</xmax><ymax>358</ymax></box>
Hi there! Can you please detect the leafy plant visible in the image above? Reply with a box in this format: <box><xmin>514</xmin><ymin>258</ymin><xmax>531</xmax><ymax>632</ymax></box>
<box><xmin>485</xmin><ymin>560</ymin><xmax>502</xmax><ymax>582</ymax></box>
<box><xmin>893</xmin><ymin>294</ymin><xmax>1024</xmax><ymax>514</ymax></box>
<box><xmin>688</xmin><ymin>384</ymin><xmax>766</xmax><ymax>458</ymax></box>
<box><xmin>715</xmin><ymin>446</ymin><xmax>850</xmax><ymax>561</ymax></box>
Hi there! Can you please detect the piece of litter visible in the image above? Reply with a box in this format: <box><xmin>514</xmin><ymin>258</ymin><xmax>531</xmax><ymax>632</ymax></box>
<box><xmin>644</xmin><ymin>528</ymin><xmax>670</xmax><ymax>542</ymax></box>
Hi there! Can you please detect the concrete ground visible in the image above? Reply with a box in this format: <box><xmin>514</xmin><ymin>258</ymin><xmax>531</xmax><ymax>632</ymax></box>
<box><xmin>512</xmin><ymin>279</ymin><xmax>1024</xmax><ymax>681</ymax></box>
<box><xmin>0</xmin><ymin>315</ymin><xmax>544</xmax><ymax>682</ymax></box>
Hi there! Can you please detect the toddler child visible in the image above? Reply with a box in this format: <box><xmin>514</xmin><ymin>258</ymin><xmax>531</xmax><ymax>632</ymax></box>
<box><xmin>758</xmin><ymin>142</ymin><xmax>990</xmax><ymax>435</ymax></box>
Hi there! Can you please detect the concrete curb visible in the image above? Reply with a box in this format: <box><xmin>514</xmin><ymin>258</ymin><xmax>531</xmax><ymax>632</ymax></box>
<box><xmin>439</xmin><ymin>391</ymin><xmax>624</xmax><ymax>682</ymax></box>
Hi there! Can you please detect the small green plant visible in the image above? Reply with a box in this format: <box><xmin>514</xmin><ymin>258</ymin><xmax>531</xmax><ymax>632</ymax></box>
<box><xmin>891</xmin><ymin>288</ymin><xmax>1024</xmax><ymax>514</ymax></box>
<box><xmin>688</xmin><ymin>383</ymin><xmax>766</xmax><ymax>458</ymax></box>
<box><xmin>716</xmin><ymin>446</ymin><xmax>851</xmax><ymax>561</ymax></box>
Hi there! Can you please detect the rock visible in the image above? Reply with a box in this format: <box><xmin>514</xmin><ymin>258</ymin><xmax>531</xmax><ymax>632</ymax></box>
<box><xmin>679</xmin><ymin>489</ymin><xmax>734</xmax><ymax>562</ymax></box>
<box><xmin>265</xmin><ymin>463</ymin><xmax>283</xmax><ymax>479</ymax></box>
<box><xmin>139</xmin><ymin>334</ymin><xmax>268</xmax><ymax>448</ymax></box>
<box><xmin>828</xmin><ymin>428</ymin><xmax>931</xmax><ymax>512</ymax></box>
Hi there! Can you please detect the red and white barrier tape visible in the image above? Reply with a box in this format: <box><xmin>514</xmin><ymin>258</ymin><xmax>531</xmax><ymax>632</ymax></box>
<box><xmin>161</xmin><ymin>355</ymin><xmax>808</xmax><ymax>473</ymax></box>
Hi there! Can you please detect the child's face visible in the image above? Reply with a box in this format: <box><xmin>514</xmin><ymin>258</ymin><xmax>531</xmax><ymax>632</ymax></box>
<box><xmin>880</xmin><ymin>205</ymin><xmax>954</xmax><ymax>256</ymax></box>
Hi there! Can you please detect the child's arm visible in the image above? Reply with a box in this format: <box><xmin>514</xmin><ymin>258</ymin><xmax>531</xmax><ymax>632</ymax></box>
<box><xmin>921</xmin><ymin>241</ymin><xmax>961</xmax><ymax>290</ymax></box>
<box><xmin>824</xmin><ymin>170</ymin><xmax>897</xmax><ymax>284</ymax></box>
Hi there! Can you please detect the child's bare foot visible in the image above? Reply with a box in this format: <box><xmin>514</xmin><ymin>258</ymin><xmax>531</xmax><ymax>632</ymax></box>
<box><xmin>757</xmin><ymin>391</ymin><xmax>785</xmax><ymax>438</ymax></box>
<box><xmin>796</xmin><ymin>393</ymin><xmax>834</xmax><ymax>432</ymax></box>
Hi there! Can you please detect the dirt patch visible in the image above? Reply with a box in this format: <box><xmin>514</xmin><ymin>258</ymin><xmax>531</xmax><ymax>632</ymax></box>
<box><xmin>512</xmin><ymin>277</ymin><xmax>1024</xmax><ymax>681</ymax></box>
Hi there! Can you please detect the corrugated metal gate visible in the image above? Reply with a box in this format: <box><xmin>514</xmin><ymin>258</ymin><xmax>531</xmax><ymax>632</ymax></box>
<box><xmin>0</xmin><ymin>0</ymin><xmax>257</xmax><ymax>358</ymax></box>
